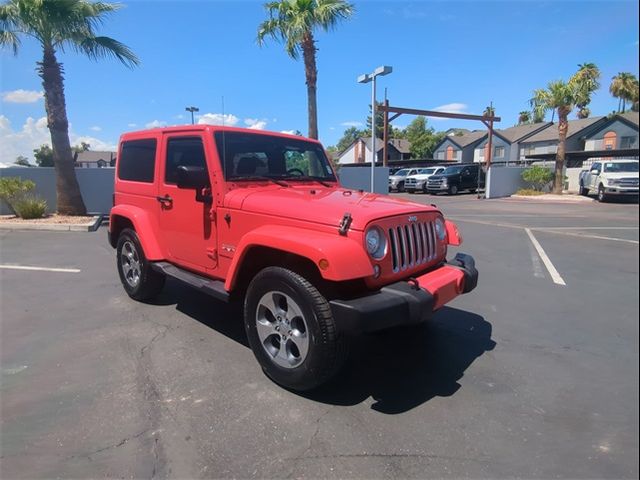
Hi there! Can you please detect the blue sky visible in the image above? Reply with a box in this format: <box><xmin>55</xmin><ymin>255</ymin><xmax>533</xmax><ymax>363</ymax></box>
<box><xmin>1</xmin><ymin>0</ymin><xmax>639</xmax><ymax>162</ymax></box>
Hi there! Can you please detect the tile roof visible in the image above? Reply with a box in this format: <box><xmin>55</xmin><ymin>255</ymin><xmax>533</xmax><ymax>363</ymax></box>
<box><xmin>495</xmin><ymin>122</ymin><xmax>553</xmax><ymax>143</ymax></box>
<box><xmin>617</xmin><ymin>111</ymin><xmax>639</xmax><ymax>127</ymax></box>
<box><xmin>447</xmin><ymin>130</ymin><xmax>487</xmax><ymax>148</ymax></box>
<box><xmin>75</xmin><ymin>151</ymin><xmax>116</xmax><ymax>163</ymax></box>
<box><xmin>522</xmin><ymin>116</ymin><xmax>605</xmax><ymax>143</ymax></box>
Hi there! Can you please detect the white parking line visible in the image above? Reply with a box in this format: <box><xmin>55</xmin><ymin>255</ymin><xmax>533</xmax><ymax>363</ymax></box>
<box><xmin>0</xmin><ymin>265</ymin><xmax>81</xmax><ymax>273</ymax></box>
<box><xmin>525</xmin><ymin>229</ymin><xmax>566</xmax><ymax>286</ymax></box>
<box><xmin>533</xmin><ymin>230</ymin><xmax>640</xmax><ymax>245</ymax></box>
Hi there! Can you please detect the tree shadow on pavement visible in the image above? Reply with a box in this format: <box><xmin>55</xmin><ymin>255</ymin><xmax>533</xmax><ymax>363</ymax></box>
<box><xmin>153</xmin><ymin>281</ymin><xmax>495</xmax><ymax>414</ymax></box>
<box><xmin>301</xmin><ymin>307</ymin><xmax>495</xmax><ymax>414</ymax></box>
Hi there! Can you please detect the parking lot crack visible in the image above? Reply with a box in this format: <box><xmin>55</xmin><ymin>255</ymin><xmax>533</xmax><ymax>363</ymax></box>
<box><xmin>65</xmin><ymin>429</ymin><xmax>149</xmax><ymax>461</ymax></box>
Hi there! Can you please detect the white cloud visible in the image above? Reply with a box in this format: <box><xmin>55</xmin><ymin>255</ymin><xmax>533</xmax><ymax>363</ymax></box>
<box><xmin>127</xmin><ymin>123</ymin><xmax>137</xmax><ymax>128</ymax></box>
<box><xmin>2</xmin><ymin>89</ymin><xmax>44</xmax><ymax>104</ymax></box>
<box><xmin>245</xmin><ymin>118</ymin><xmax>268</xmax><ymax>130</ymax></box>
<box><xmin>280</xmin><ymin>129</ymin><xmax>297</xmax><ymax>135</ymax></box>
<box><xmin>90</xmin><ymin>126</ymin><xmax>102</xmax><ymax>132</ymax></box>
<box><xmin>0</xmin><ymin>115</ymin><xmax>116</xmax><ymax>163</ymax></box>
<box><xmin>175</xmin><ymin>114</ymin><xmax>185</xmax><ymax>120</ymax></box>
<box><xmin>340</xmin><ymin>121</ymin><xmax>363</xmax><ymax>127</ymax></box>
<box><xmin>428</xmin><ymin>103</ymin><xmax>470</xmax><ymax>121</ymax></box>
<box><xmin>145</xmin><ymin>119</ymin><xmax>166</xmax><ymax>129</ymax></box>
<box><xmin>197</xmin><ymin>113</ymin><xmax>239</xmax><ymax>126</ymax></box>
<box><xmin>432</xmin><ymin>103</ymin><xmax>469</xmax><ymax>114</ymax></box>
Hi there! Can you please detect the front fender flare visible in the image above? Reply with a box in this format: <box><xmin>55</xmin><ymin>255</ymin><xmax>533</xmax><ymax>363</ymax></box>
<box><xmin>109</xmin><ymin>205</ymin><xmax>163</xmax><ymax>260</ymax></box>
<box><xmin>224</xmin><ymin>225</ymin><xmax>373</xmax><ymax>291</ymax></box>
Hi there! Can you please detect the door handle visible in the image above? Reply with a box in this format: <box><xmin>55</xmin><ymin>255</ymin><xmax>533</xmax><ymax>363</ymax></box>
<box><xmin>156</xmin><ymin>195</ymin><xmax>173</xmax><ymax>207</ymax></box>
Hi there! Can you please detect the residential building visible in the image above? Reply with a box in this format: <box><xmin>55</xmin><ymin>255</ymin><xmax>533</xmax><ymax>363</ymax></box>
<box><xmin>518</xmin><ymin>116</ymin><xmax>607</xmax><ymax>160</ymax></box>
<box><xmin>583</xmin><ymin>111</ymin><xmax>639</xmax><ymax>152</ymax></box>
<box><xmin>75</xmin><ymin>150</ymin><xmax>116</xmax><ymax>168</ymax></box>
<box><xmin>473</xmin><ymin>122</ymin><xmax>553</xmax><ymax>164</ymax></box>
<box><xmin>433</xmin><ymin>130</ymin><xmax>487</xmax><ymax>163</ymax></box>
<box><xmin>337</xmin><ymin>137</ymin><xmax>411</xmax><ymax>165</ymax></box>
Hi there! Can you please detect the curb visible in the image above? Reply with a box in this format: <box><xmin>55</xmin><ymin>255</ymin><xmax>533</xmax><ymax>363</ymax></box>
<box><xmin>0</xmin><ymin>215</ymin><xmax>103</xmax><ymax>232</ymax></box>
<box><xmin>507</xmin><ymin>194</ymin><xmax>594</xmax><ymax>203</ymax></box>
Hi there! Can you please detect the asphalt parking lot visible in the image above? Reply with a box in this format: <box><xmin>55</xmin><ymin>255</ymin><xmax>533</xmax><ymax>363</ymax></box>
<box><xmin>1</xmin><ymin>194</ymin><xmax>638</xmax><ymax>479</ymax></box>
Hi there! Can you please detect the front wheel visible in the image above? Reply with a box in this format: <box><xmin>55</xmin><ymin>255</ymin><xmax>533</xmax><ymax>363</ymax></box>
<box><xmin>244</xmin><ymin>267</ymin><xmax>348</xmax><ymax>391</ymax></box>
<box><xmin>597</xmin><ymin>184</ymin><xmax>608</xmax><ymax>202</ymax></box>
<box><xmin>448</xmin><ymin>184</ymin><xmax>459</xmax><ymax>195</ymax></box>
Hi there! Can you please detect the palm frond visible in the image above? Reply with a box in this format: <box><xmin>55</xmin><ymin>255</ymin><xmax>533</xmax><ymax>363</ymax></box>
<box><xmin>74</xmin><ymin>35</ymin><xmax>139</xmax><ymax>68</ymax></box>
<box><xmin>0</xmin><ymin>29</ymin><xmax>21</xmax><ymax>54</ymax></box>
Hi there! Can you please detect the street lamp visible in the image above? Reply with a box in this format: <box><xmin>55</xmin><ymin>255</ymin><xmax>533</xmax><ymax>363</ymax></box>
<box><xmin>357</xmin><ymin>66</ymin><xmax>392</xmax><ymax>192</ymax></box>
<box><xmin>185</xmin><ymin>106</ymin><xmax>199</xmax><ymax>125</ymax></box>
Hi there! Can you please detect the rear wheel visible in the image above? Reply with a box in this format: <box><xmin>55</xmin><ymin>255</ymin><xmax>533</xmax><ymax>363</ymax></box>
<box><xmin>244</xmin><ymin>267</ymin><xmax>348</xmax><ymax>391</ymax></box>
<box><xmin>116</xmin><ymin>229</ymin><xmax>165</xmax><ymax>301</ymax></box>
<box><xmin>579</xmin><ymin>183</ymin><xmax>589</xmax><ymax>196</ymax></box>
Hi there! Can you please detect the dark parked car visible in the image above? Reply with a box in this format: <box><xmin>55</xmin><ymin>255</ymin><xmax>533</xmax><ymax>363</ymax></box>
<box><xmin>426</xmin><ymin>164</ymin><xmax>482</xmax><ymax>195</ymax></box>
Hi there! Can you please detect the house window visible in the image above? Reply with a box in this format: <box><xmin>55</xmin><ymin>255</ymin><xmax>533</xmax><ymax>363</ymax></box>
<box><xmin>435</xmin><ymin>150</ymin><xmax>444</xmax><ymax>160</ymax></box>
<box><xmin>477</xmin><ymin>148</ymin><xmax>484</xmax><ymax>158</ymax></box>
<box><xmin>494</xmin><ymin>146</ymin><xmax>505</xmax><ymax>158</ymax></box>
<box><xmin>523</xmin><ymin>145</ymin><xmax>535</xmax><ymax>156</ymax></box>
<box><xmin>118</xmin><ymin>139</ymin><xmax>157</xmax><ymax>183</ymax></box>
<box><xmin>620</xmin><ymin>136</ymin><xmax>637</xmax><ymax>149</ymax></box>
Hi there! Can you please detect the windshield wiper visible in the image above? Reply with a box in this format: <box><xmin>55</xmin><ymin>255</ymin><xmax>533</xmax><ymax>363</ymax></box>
<box><xmin>230</xmin><ymin>175</ymin><xmax>290</xmax><ymax>187</ymax></box>
<box><xmin>281</xmin><ymin>175</ymin><xmax>335</xmax><ymax>187</ymax></box>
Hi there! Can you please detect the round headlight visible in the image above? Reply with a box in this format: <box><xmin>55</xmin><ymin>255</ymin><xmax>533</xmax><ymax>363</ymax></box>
<box><xmin>365</xmin><ymin>227</ymin><xmax>387</xmax><ymax>260</ymax></box>
<box><xmin>434</xmin><ymin>218</ymin><xmax>447</xmax><ymax>241</ymax></box>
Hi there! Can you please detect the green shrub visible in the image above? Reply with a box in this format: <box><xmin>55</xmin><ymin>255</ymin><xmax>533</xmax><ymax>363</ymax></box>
<box><xmin>12</xmin><ymin>195</ymin><xmax>47</xmax><ymax>219</ymax></box>
<box><xmin>0</xmin><ymin>177</ymin><xmax>36</xmax><ymax>214</ymax></box>
<box><xmin>521</xmin><ymin>166</ymin><xmax>554</xmax><ymax>191</ymax></box>
<box><xmin>515</xmin><ymin>188</ymin><xmax>545</xmax><ymax>196</ymax></box>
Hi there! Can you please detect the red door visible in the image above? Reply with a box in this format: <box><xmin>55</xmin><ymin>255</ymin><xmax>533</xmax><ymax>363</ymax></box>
<box><xmin>158</xmin><ymin>134</ymin><xmax>216</xmax><ymax>273</ymax></box>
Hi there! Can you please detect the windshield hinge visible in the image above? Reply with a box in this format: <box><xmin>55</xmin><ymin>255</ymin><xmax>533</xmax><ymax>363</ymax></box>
<box><xmin>338</xmin><ymin>212</ymin><xmax>352</xmax><ymax>236</ymax></box>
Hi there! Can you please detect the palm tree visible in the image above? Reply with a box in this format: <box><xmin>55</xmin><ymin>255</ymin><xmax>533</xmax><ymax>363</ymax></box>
<box><xmin>518</xmin><ymin>111</ymin><xmax>531</xmax><ymax>125</ymax></box>
<box><xmin>0</xmin><ymin>0</ymin><xmax>138</xmax><ymax>215</ymax></box>
<box><xmin>610</xmin><ymin>72</ymin><xmax>637</xmax><ymax>113</ymax></box>
<box><xmin>574</xmin><ymin>63</ymin><xmax>600</xmax><ymax>116</ymax></box>
<box><xmin>531</xmin><ymin>66</ymin><xmax>600</xmax><ymax>194</ymax></box>
<box><xmin>576</xmin><ymin>106</ymin><xmax>590</xmax><ymax>119</ymax></box>
<box><xmin>257</xmin><ymin>0</ymin><xmax>354</xmax><ymax>140</ymax></box>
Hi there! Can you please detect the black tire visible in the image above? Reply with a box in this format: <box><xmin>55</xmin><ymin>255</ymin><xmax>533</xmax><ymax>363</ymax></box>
<box><xmin>597</xmin><ymin>184</ymin><xmax>608</xmax><ymax>202</ymax></box>
<box><xmin>244</xmin><ymin>267</ymin><xmax>348</xmax><ymax>391</ymax></box>
<box><xmin>116</xmin><ymin>228</ymin><xmax>165</xmax><ymax>301</ymax></box>
<box><xmin>579</xmin><ymin>183</ymin><xmax>589</xmax><ymax>196</ymax></box>
<box><xmin>397</xmin><ymin>181</ymin><xmax>405</xmax><ymax>192</ymax></box>
<box><xmin>448</xmin><ymin>184</ymin><xmax>459</xmax><ymax>195</ymax></box>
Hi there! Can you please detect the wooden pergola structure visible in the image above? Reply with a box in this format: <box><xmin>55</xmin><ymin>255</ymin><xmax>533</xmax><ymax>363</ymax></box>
<box><xmin>378</xmin><ymin>100</ymin><xmax>501</xmax><ymax>168</ymax></box>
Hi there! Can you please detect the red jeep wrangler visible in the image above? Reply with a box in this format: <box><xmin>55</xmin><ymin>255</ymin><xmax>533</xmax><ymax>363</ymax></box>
<box><xmin>109</xmin><ymin>126</ymin><xmax>478</xmax><ymax>390</ymax></box>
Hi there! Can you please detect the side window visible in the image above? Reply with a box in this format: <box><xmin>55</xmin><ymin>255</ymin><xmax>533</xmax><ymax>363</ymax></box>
<box><xmin>165</xmin><ymin>137</ymin><xmax>207</xmax><ymax>184</ymax></box>
<box><xmin>592</xmin><ymin>162</ymin><xmax>601</xmax><ymax>173</ymax></box>
<box><xmin>118</xmin><ymin>139</ymin><xmax>157</xmax><ymax>183</ymax></box>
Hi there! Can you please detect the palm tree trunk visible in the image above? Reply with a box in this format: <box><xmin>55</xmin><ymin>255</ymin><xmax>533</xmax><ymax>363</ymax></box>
<box><xmin>39</xmin><ymin>46</ymin><xmax>87</xmax><ymax>215</ymax></box>
<box><xmin>554</xmin><ymin>107</ymin><xmax>570</xmax><ymax>195</ymax></box>
<box><xmin>301</xmin><ymin>32</ymin><xmax>318</xmax><ymax>140</ymax></box>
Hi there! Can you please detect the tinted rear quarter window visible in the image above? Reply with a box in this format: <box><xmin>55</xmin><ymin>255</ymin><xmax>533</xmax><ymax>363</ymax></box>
<box><xmin>118</xmin><ymin>139</ymin><xmax>157</xmax><ymax>182</ymax></box>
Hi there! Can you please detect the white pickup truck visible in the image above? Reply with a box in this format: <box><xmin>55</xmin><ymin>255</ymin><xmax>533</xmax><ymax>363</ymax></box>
<box><xmin>404</xmin><ymin>166</ymin><xmax>446</xmax><ymax>193</ymax></box>
<box><xmin>579</xmin><ymin>159</ymin><xmax>639</xmax><ymax>202</ymax></box>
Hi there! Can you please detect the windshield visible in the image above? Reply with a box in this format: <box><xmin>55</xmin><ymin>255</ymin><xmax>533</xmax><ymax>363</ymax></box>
<box><xmin>442</xmin><ymin>166</ymin><xmax>464</xmax><ymax>175</ymax></box>
<box><xmin>603</xmin><ymin>161</ymin><xmax>639</xmax><ymax>173</ymax></box>
<box><xmin>394</xmin><ymin>169</ymin><xmax>410</xmax><ymax>177</ymax></box>
<box><xmin>214</xmin><ymin>132</ymin><xmax>336</xmax><ymax>181</ymax></box>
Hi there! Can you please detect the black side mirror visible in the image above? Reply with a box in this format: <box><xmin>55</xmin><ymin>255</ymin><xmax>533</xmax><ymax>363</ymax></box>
<box><xmin>176</xmin><ymin>165</ymin><xmax>210</xmax><ymax>189</ymax></box>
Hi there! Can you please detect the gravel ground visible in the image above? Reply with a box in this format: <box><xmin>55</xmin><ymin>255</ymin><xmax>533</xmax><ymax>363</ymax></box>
<box><xmin>0</xmin><ymin>214</ymin><xmax>97</xmax><ymax>224</ymax></box>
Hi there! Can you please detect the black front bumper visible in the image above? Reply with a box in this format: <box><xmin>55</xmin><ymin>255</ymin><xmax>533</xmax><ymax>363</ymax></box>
<box><xmin>329</xmin><ymin>253</ymin><xmax>478</xmax><ymax>334</ymax></box>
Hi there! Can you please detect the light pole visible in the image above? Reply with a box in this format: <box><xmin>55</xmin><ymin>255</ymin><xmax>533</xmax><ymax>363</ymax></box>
<box><xmin>185</xmin><ymin>106</ymin><xmax>199</xmax><ymax>125</ymax></box>
<box><xmin>357</xmin><ymin>66</ymin><xmax>392</xmax><ymax>192</ymax></box>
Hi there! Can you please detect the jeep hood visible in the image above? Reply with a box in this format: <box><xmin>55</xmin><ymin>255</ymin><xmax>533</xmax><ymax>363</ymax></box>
<box><xmin>224</xmin><ymin>186</ymin><xmax>437</xmax><ymax>231</ymax></box>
